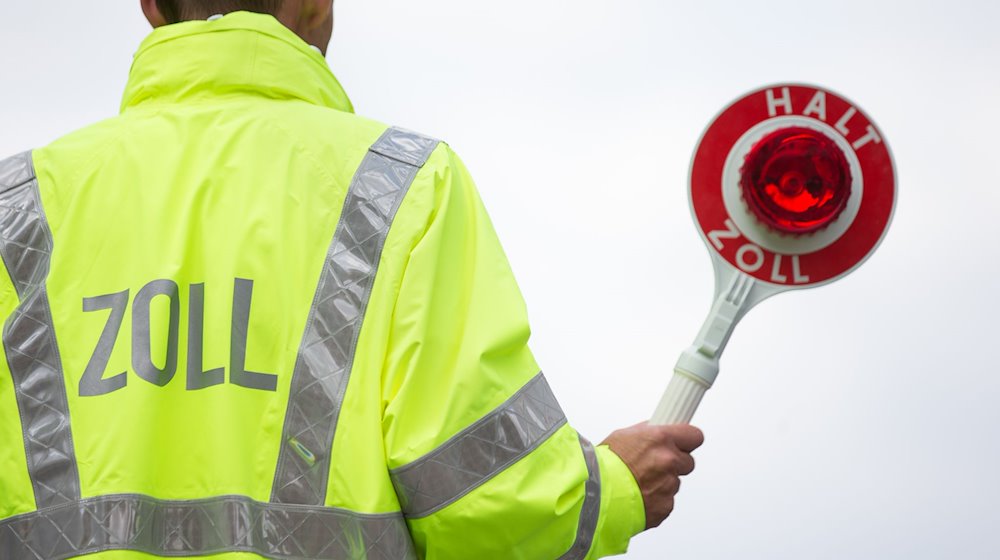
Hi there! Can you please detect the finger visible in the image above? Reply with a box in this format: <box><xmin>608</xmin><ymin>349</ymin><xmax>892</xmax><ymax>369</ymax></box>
<box><xmin>671</xmin><ymin>425</ymin><xmax>705</xmax><ymax>452</ymax></box>
<box><xmin>662</xmin><ymin>475</ymin><xmax>680</xmax><ymax>496</ymax></box>
<box><xmin>676</xmin><ymin>452</ymin><xmax>695</xmax><ymax>476</ymax></box>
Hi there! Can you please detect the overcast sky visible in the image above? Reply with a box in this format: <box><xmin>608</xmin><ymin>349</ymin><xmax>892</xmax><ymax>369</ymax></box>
<box><xmin>2</xmin><ymin>1</ymin><xmax>999</xmax><ymax>559</ymax></box>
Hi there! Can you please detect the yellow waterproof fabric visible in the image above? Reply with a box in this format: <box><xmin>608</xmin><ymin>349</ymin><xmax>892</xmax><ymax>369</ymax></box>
<box><xmin>0</xmin><ymin>11</ymin><xmax>644</xmax><ymax>559</ymax></box>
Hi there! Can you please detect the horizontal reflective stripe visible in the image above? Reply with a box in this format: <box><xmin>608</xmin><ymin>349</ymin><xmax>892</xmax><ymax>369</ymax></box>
<box><xmin>557</xmin><ymin>435</ymin><xmax>601</xmax><ymax>560</ymax></box>
<box><xmin>271</xmin><ymin>127</ymin><xmax>439</xmax><ymax>506</ymax></box>
<box><xmin>0</xmin><ymin>494</ymin><xmax>416</xmax><ymax>560</ymax></box>
<box><xmin>390</xmin><ymin>372</ymin><xmax>567</xmax><ymax>518</ymax></box>
<box><xmin>0</xmin><ymin>151</ymin><xmax>81</xmax><ymax>508</ymax></box>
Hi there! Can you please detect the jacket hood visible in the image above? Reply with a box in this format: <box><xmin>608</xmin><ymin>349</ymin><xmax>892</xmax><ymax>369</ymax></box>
<box><xmin>121</xmin><ymin>11</ymin><xmax>353</xmax><ymax>114</ymax></box>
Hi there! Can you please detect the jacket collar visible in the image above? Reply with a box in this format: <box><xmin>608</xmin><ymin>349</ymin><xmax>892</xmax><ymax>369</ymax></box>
<box><xmin>121</xmin><ymin>11</ymin><xmax>353</xmax><ymax>113</ymax></box>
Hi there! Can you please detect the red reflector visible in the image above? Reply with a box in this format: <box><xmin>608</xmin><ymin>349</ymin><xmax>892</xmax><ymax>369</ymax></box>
<box><xmin>739</xmin><ymin>127</ymin><xmax>852</xmax><ymax>235</ymax></box>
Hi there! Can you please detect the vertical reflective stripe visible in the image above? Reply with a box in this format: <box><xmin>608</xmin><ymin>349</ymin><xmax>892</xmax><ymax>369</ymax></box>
<box><xmin>271</xmin><ymin>128</ymin><xmax>440</xmax><ymax>505</ymax></box>
<box><xmin>0</xmin><ymin>151</ymin><xmax>81</xmax><ymax>507</ymax></box>
<box><xmin>0</xmin><ymin>153</ymin><xmax>45</xmax><ymax>299</ymax></box>
<box><xmin>0</xmin><ymin>493</ymin><xmax>416</xmax><ymax>560</ymax></box>
<box><xmin>390</xmin><ymin>373</ymin><xmax>567</xmax><ymax>518</ymax></box>
<box><xmin>558</xmin><ymin>435</ymin><xmax>601</xmax><ymax>560</ymax></box>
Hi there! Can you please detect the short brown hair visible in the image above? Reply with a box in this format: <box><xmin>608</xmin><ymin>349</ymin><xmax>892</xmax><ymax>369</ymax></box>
<box><xmin>155</xmin><ymin>0</ymin><xmax>284</xmax><ymax>24</ymax></box>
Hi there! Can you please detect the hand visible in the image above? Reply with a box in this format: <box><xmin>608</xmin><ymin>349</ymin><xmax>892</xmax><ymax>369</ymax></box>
<box><xmin>601</xmin><ymin>422</ymin><xmax>704</xmax><ymax>529</ymax></box>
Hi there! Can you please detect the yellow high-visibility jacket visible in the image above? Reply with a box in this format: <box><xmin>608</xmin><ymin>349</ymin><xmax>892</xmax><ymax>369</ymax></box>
<box><xmin>0</xmin><ymin>12</ymin><xmax>644</xmax><ymax>559</ymax></box>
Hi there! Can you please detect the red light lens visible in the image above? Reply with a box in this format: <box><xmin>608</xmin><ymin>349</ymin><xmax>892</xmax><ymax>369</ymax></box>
<box><xmin>740</xmin><ymin>127</ymin><xmax>852</xmax><ymax>234</ymax></box>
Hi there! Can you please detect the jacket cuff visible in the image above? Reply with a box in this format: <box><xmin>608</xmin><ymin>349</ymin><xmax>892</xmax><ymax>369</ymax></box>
<box><xmin>589</xmin><ymin>444</ymin><xmax>646</xmax><ymax>558</ymax></box>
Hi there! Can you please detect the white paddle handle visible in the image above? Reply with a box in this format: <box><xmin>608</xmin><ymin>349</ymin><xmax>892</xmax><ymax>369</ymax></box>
<box><xmin>650</xmin><ymin>272</ymin><xmax>757</xmax><ymax>425</ymax></box>
<box><xmin>650</xmin><ymin>369</ymin><xmax>710</xmax><ymax>425</ymax></box>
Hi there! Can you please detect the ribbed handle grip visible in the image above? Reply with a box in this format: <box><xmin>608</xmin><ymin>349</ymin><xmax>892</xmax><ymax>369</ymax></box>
<box><xmin>650</xmin><ymin>370</ymin><xmax>710</xmax><ymax>425</ymax></box>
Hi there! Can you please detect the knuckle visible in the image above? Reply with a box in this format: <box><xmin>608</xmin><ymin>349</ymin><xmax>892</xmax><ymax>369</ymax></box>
<box><xmin>659</xmin><ymin>450</ymin><xmax>679</xmax><ymax>471</ymax></box>
<box><xmin>654</xmin><ymin>425</ymin><xmax>678</xmax><ymax>441</ymax></box>
<box><xmin>666</xmin><ymin>475</ymin><xmax>681</xmax><ymax>495</ymax></box>
<box><xmin>676</xmin><ymin>453</ymin><xmax>694</xmax><ymax>475</ymax></box>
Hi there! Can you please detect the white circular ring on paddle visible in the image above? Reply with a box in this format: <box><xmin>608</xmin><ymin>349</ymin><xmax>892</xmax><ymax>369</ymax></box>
<box><xmin>721</xmin><ymin>115</ymin><xmax>864</xmax><ymax>256</ymax></box>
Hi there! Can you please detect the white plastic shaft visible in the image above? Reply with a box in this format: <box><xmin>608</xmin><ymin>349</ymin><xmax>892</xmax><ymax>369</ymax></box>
<box><xmin>650</xmin><ymin>370</ymin><xmax>710</xmax><ymax>425</ymax></box>
<box><xmin>650</xmin><ymin>271</ymin><xmax>757</xmax><ymax>425</ymax></box>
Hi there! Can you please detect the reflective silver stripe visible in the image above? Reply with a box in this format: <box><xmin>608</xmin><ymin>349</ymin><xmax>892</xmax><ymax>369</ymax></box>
<box><xmin>272</xmin><ymin>128</ymin><xmax>440</xmax><ymax>505</ymax></box>
<box><xmin>0</xmin><ymin>152</ymin><xmax>47</xmax><ymax>299</ymax></box>
<box><xmin>557</xmin><ymin>435</ymin><xmax>601</xmax><ymax>560</ymax></box>
<box><xmin>0</xmin><ymin>493</ymin><xmax>416</xmax><ymax>560</ymax></box>
<box><xmin>390</xmin><ymin>372</ymin><xmax>567</xmax><ymax>518</ymax></box>
<box><xmin>0</xmin><ymin>152</ymin><xmax>81</xmax><ymax>508</ymax></box>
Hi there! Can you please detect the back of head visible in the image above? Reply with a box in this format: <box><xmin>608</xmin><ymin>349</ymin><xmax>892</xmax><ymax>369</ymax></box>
<box><xmin>155</xmin><ymin>0</ymin><xmax>283</xmax><ymax>23</ymax></box>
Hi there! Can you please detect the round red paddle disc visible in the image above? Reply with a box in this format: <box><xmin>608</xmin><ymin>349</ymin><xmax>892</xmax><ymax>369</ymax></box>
<box><xmin>690</xmin><ymin>84</ymin><xmax>896</xmax><ymax>287</ymax></box>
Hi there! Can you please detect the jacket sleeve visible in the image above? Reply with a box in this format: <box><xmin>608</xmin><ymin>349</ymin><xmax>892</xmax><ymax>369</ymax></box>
<box><xmin>381</xmin><ymin>145</ymin><xmax>646</xmax><ymax>559</ymax></box>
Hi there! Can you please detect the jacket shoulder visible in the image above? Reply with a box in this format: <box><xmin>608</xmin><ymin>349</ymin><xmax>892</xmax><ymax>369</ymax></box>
<box><xmin>32</xmin><ymin>115</ymin><xmax>128</xmax><ymax>179</ymax></box>
<box><xmin>269</xmin><ymin>102</ymin><xmax>448</xmax><ymax>163</ymax></box>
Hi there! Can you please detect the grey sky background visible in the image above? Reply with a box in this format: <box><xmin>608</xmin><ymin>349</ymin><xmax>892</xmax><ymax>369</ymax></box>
<box><xmin>2</xmin><ymin>1</ymin><xmax>999</xmax><ymax>559</ymax></box>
